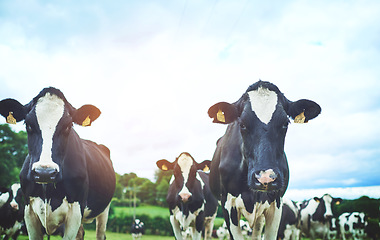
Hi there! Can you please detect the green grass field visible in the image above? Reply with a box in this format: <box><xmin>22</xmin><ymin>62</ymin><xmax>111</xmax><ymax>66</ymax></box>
<box><xmin>113</xmin><ymin>205</ymin><xmax>170</xmax><ymax>218</ymax></box>
<box><xmin>18</xmin><ymin>230</ymin><xmax>174</xmax><ymax>240</ymax></box>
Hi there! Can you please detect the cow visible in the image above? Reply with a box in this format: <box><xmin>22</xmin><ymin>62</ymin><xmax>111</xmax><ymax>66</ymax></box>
<box><xmin>339</xmin><ymin>212</ymin><xmax>367</xmax><ymax>240</ymax></box>
<box><xmin>277</xmin><ymin>198</ymin><xmax>300</xmax><ymax>240</ymax></box>
<box><xmin>0</xmin><ymin>87</ymin><xmax>116</xmax><ymax>240</ymax></box>
<box><xmin>207</xmin><ymin>80</ymin><xmax>321</xmax><ymax>239</ymax></box>
<box><xmin>299</xmin><ymin>194</ymin><xmax>342</xmax><ymax>240</ymax></box>
<box><xmin>0</xmin><ymin>183</ymin><xmax>25</xmax><ymax>240</ymax></box>
<box><xmin>156</xmin><ymin>152</ymin><xmax>218</xmax><ymax>240</ymax></box>
<box><xmin>131</xmin><ymin>219</ymin><xmax>144</xmax><ymax>240</ymax></box>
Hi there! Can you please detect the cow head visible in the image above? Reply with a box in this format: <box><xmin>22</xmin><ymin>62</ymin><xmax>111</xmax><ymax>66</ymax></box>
<box><xmin>0</xmin><ymin>87</ymin><xmax>101</xmax><ymax>184</ymax></box>
<box><xmin>156</xmin><ymin>152</ymin><xmax>211</xmax><ymax>204</ymax></box>
<box><xmin>313</xmin><ymin>194</ymin><xmax>342</xmax><ymax>221</ymax></box>
<box><xmin>208</xmin><ymin>81</ymin><xmax>321</xmax><ymax>192</ymax></box>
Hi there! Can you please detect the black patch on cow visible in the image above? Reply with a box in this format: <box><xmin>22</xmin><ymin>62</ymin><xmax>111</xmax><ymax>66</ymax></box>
<box><xmin>231</xmin><ymin>207</ymin><xmax>239</xmax><ymax>227</ymax></box>
<box><xmin>277</xmin><ymin>202</ymin><xmax>298</xmax><ymax>239</ymax></box>
<box><xmin>312</xmin><ymin>198</ymin><xmax>326</xmax><ymax>223</ymax></box>
<box><xmin>345</xmin><ymin>223</ymin><xmax>349</xmax><ymax>232</ymax></box>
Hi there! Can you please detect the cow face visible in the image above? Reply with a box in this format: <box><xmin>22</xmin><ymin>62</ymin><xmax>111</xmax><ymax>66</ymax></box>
<box><xmin>0</xmin><ymin>88</ymin><xmax>101</xmax><ymax>184</ymax></box>
<box><xmin>208</xmin><ymin>81</ymin><xmax>321</xmax><ymax>192</ymax></box>
<box><xmin>156</xmin><ymin>152</ymin><xmax>210</xmax><ymax>204</ymax></box>
<box><xmin>313</xmin><ymin>194</ymin><xmax>342</xmax><ymax>221</ymax></box>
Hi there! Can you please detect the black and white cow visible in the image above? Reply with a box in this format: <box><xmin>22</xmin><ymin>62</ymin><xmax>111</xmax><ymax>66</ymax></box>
<box><xmin>327</xmin><ymin>217</ymin><xmax>339</xmax><ymax>240</ymax></box>
<box><xmin>156</xmin><ymin>152</ymin><xmax>218</xmax><ymax>240</ymax></box>
<box><xmin>0</xmin><ymin>183</ymin><xmax>25</xmax><ymax>240</ymax></box>
<box><xmin>131</xmin><ymin>219</ymin><xmax>144</xmax><ymax>240</ymax></box>
<box><xmin>207</xmin><ymin>81</ymin><xmax>321</xmax><ymax>239</ymax></box>
<box><xmin>339</xmin><ymin>212</ymin><xmax>367</xmax><ymax>240</ymax></box>
<box><xmin>277</xmin><ymin>198</ymin><xmax>300</xmax><ymax>240</ymax></box>
<box><xmin>0</xmin><ymin>87</ymin><xmax>116</xmax><ymax>239</ymax></box>
<box><xmin>299</xmin><ymin>194</ymin><xmax>342</xmax><ymax>240</ymax></box>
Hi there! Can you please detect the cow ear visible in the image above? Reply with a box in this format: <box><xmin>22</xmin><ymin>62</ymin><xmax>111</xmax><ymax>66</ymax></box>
<box><xmin>72</xmin><ymin>105</ymin><xmax>101</xmax><ymax>127</ymax></box>
<box><xmin>0</xmin><ymin>99</ymin><xmax>27</xmax><ymax>124</ymax></box>
<box><xmin>314</xmin><ymin>197</ymin><xmax>320</xmax><ymax>202</ymax></box>
<box><xmin>335</xmin><ymin>198</ymin><xmax>342</xmax><ymax>205</ymax></box>
<box><xmin>197</xmin><ymin>160</ymin><xmax>211</xmax><ymax>172</ymax></box>
<box><xmin>287</xmin><ymin>99</ymin><xmax>321</xmax><ymax>123</ymax></box>
<box><xmin>208</xmin><ymin>102</ymin><xmax>239</xmax><ymax>124</ymax></box>
<box><xmin>156</xmin><ymin>159</ymin><xmax>173</xmax><ymax>171</ymax></box>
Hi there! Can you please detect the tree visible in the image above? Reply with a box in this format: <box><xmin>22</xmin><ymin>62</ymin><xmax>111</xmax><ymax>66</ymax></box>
<box><xmin>0</xmin><ymin>124</ymin><xmax>28</xmax><ymax>187</ymax></box>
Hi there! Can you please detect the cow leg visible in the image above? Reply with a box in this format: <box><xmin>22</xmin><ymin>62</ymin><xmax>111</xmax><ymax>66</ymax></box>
<box><xmin>193</xmin><ymin>211</ymin><xmax>205</xmax><ymax>240</ymax></box>
<box><xmin>63</xmin><ymin>203</ymin><xmax>82</xmax><ymax>240</ymax></box>
<box><xmin>204</xmin><ymin>214</ymin><xmax>217</xmax><ymax>240</ymax></box>
<box><xmin>95</xmin><ymin>204</ymin><xmax>110</xmax><ymax>240</ymax></box>
<box><xmin>251</xmin><ymin>215</ymin><xmax>265</xmax><ymax>240</ymax></box>
<box><xmin>24</xmin><ymin>204</ymin><xmax>44</xmax><ymax>240</ymax></box>
<box><xmin>169</xmin><ymin>215</ymin><xmax>183</xmax><ymax>240</ymax></box>
<box><xmin>262</xmin><ymin>202</ymin><xmax>282</xmax><ymax>240</ymax></box>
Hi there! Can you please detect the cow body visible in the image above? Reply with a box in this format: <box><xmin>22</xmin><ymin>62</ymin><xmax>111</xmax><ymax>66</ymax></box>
<box><xmin>339</xmin><ymin>212</ymin><xmax>367</xmax><ymax>240</ymax></box>
<box><xmin>207</xmin><ymin>81</ymin><xmax>321</xmax><ymax>239</ymax></box>
<box><xmin>277</xmin><ymin>198</ymin><xmax>300</xmax><ymax>240</ymax></box>
<box><xmin>156</xmin><ymin>152</ymin><xmax>218</xmax><ymax>240</ymax></box>
<box><xmin>299</xmin><ymin>194</ymin><xmax>342</xmax><ymax>240</ymax></box>
<box><xmin>0</xmin><ymin>183</ymin><xmax>25</xmax><ymax>240</ymax></box>
<box><xmin>0</xmin><ymin>88</ymin><xmax>116</xmax><ymax>240</ymax></box>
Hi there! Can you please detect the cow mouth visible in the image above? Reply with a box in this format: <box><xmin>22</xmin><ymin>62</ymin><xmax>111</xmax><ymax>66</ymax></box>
<box><xmin>32</xmin><ymin>168</ymin><xmax>58</xmax><ymax>184</ymax></box>
<box><xmin>252</xmin><ymin>180</ymin><xmax>281</xmax><ymax>192</ymax></box>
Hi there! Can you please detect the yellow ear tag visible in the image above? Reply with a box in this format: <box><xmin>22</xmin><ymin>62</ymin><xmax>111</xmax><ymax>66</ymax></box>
<box><xmin>162</xmin><ymin>164</ymin><xmax>168</xmax><ymax>171</ymax></box>
<box><xmin>82</xmin><ymin>115</ymin><xmax>91</xmax><ymax>126</ymax></box>
<box><xmin>294</xmin><ymin>112</ymin><xmax>306</xmax><ymax>123</ymax></box>
<box><xmin>336</xmin><ymin>201</ymin><xmax>341</xmax><ymax>205</ymax></box>
<box><xmin>203</xmin><ymin>165</ymin><xmax>209</xmax><ymax>172</ymax></box>
<box><xmin>217</xmin><ymin>109</ymin><xmax>225</xmax><ymax>123</ymax></box>
<box><xmin>6</xmin><ymin>112</ymin><xmax>16</xmax><ymax>124</ymax></box>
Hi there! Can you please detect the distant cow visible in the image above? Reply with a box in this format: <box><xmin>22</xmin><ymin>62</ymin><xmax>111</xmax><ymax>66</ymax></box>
<box><xmin>277</xmin><ymin>198</ymin><xmax>301</xmax><ymax>240</ymax></box>
<box><xmin>0</xmin><ymin>183</ymin><xmax>25</xmax><ymax>240</ymax></box>
<box><xmin>299</xmin><ymin>194</ymin><xmax>342</xmax><ymax>240</ymax></box>
<box><xmin>156</xmin><ymin>152</ymin><xmax>218</xmax><ymax>240</ymax></box>
<box><xmin>216</xmin><ymin>222</ymin><xmax>230</xmax><ymax>240</ymax></box>
<box><xmin>339</xmin><ymin>212</ymin><xmax>367</xmax><ymax>240</ymax></box>
<box><xmin>131</xmin><ymin>219</ymin><xmax>144</xmax><ymax>240</ymax></box>
<box><xmin>207</xmin><ymin>81</ymin><xmax>321</xmax><ymax>239</ymax></box>
<box><xmin>0</xmin><ymin>87</ymin><xmax>116</xmax><ymax>239</ymax></box>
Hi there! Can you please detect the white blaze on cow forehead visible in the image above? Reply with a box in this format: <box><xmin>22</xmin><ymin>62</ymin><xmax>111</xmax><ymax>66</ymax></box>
<box><xmin>177</xmin><ymin>154</ymin><xmax>193</xmax><ymax>196</ymax></box>
<box><xmin>32</xmin><ymin>93</ymin><xmax>64</xmax><ymax>171</ymax></box>
<box><xmin>10</xmin><ymin>183</ymin><xmax>20</xmax><ymax>206</ymax></box>
<box><xmin>248</xmin><ymin>86</ymin><xmax>278</xmax><ymax>124</ymax></box>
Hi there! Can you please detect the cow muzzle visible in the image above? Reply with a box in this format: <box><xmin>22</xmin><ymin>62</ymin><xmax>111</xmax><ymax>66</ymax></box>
<box><xmin>32</xmin><ymin>166</ymin><xmax>59</xmax><ymax>184</ymax></box>
<box><xmin>253</xmin><ymin>169</ymin><xmax>278</xmax><ymax>191</ymax></box>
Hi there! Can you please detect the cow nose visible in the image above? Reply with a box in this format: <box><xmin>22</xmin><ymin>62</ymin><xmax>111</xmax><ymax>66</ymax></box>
<box><xmin>33</xmin><ymin>166</ymin><xmax>58</xmax><ymax>183</ymax></box>
<box><xmin>179</xmin><ymin>193</ymin><xmax>191</xmax><ymax>203</ymax></box>
<box><xmin>10</xmin><ymin>202</ymin><xmax>19</xmax><ymax>211</ymax></box>
<box><xmin>255</xmin><ymin>169</ymin><xmax>277</xmax><ymax>185</ymax></box>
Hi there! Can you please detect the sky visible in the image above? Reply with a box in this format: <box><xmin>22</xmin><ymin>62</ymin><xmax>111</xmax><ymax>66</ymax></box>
<box><xmin>1</xmin><ymin>0</ymin><xmax>380</xmax><ymax>200</ymax></box>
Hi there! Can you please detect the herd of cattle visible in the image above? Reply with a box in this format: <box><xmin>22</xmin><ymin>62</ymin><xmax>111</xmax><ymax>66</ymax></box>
<box><xmin>0</xmin><ymin>81</ymin><xmax>375</xmax><ymax>239</ymax></box>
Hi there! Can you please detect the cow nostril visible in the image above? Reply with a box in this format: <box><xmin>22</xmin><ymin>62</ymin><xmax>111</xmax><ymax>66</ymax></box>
<box><xmin>179</xmin><ymin>193</ymin><xmax>191</xmax><ymax>203</ymax></box>
<box><xmin>33</xmin><ymin>167</ymin><xmax>58</xmax><ymax>183</ymax></box>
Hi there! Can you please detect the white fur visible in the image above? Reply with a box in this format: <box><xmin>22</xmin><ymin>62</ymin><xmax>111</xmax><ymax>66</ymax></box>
<box><xmin>177</xmin><ymin>154</ymin><xmax>193</xmax><ymax>197</ymax></box>
<box><xmin>0</xmin><ymin>192</ymin><xmax>10</xmax><ymax>208</ymax></box>
<box><xmin>248</xmin><ymin>86</ymin><xmax>278</xmax><ymax>124</ymax></box>
<box><xmin>32</xmin><ymin>93</ymin><xmax>64</xmax><ymax>172</ymax></box>
<box><xmin>9</xmin><ymin>183</ymin><xmax>20</xmax><ymax>209</ymax></box>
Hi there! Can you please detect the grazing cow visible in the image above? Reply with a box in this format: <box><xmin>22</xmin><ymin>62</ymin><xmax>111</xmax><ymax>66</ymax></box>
<box><xmin>131</xmin><ymin>219</ymin><xmax>144</xmax><ymax>240</ymax></box>
<box><xmin>277</xmin><ymin>198</ymin><xmax>300</xmax><ymax>240</ymax></box>
<box><xmin>299</xmin><ymin>194</ymin><xmax>342</xmax><ymax>240</ymax></box>
<box><xmin>156</xmin><ymin>152</ymin><xmax>218</xmax><ymax>240</ymax></box>
<box><xmin>0</xmin><ymin>87</ymin><xmax>116</xmax><ymax>240</ymax></box>
<box><xmin>339</xmin><ymin>212</ymin><xmax>367</xmax><ymax>240</ymax></box>
<box><xmin>0</xmin><ymin>183</ymin><xmax>25</xmax><ymax>240</ymax></box>
<box><xmin>207</xmin><ymin>81</ymin><xmax>321</xmax><ymax>239</ymax></box>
